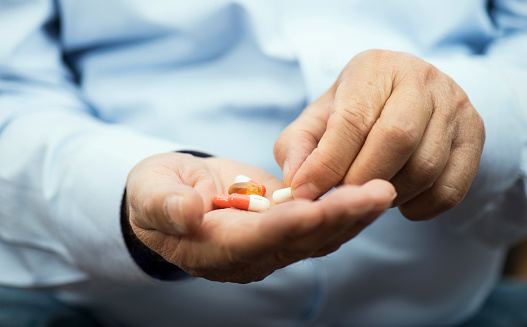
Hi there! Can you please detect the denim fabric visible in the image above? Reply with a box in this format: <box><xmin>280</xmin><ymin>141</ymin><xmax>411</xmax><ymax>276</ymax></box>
<box><xmin>0</xmin><ymin>287</ymin><xmax>100</xmax><ymax>327</ymax></box>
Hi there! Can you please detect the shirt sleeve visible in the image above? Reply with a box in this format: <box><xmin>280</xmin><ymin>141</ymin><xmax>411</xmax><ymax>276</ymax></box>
<box><xmin>0</xmin><ymin>1</ymin><xmax>188</xmax><ymax>286</ymax></box>
<box><xmin>425</xmin><ymin>0</ymin><xmax>527</xmax><ymax>247</ymax></box>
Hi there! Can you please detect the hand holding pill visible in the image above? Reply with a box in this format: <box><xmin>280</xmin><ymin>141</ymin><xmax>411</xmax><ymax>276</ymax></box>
<box><xmin>124</xmin><ymin>152</ymin><xmax>396</xmax><ymax>283</ymax></box>
<box><xmin>274</xmin><ymin>50</ymin><xmax>485</xmax><ymax>221</ymax></box>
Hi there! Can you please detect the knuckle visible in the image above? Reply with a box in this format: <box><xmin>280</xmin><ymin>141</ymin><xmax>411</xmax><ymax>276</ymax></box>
<box><xmin>410</xmin><ymin>153</ymin><xmax>443</xmax><ymax>186</ymax></box>
<box><xmin>315</xmin><ymin>147</ymin><xmax>350</xmax><ymax>179</ymax></box>
<box><xmin>333</xmin><ymin>101</ymin><xmax>376</xmax><ymax>137</ymax></box>
<box><xmin>397</xmin><ymin>61</ymin><xmax>439</xmax><ymax>93</ymax></box>
<box><xmin>453</xmin><ymin>85</ymin><xmax>470</xmax><ymax>106</ymax></box>
<box><xmin>437</xmin><ymin>183</ymin><xmax>466</xmax><ymax>210</ymax></box>
<box><xmin>465</xmin><ymin>103</ymin><xmax>482</xmax><ymax>123</ymax></box>
<box><xmin>346</xmin><ymin>49</ymin><xmax>395</xmax><ymax>77</ymax></box>
<box><xmin>392</xmin><ymin>53</ymin><xmax>433</xmax><ymax>82</ymax></box>
<box><xmin>420</xmin><ymin>62</ymin><xmax>440</xmax><ymax>84</ymax></box>
<box><xmin>472</xmin><ymin>107</ymin><xmax>486</xmax><ymax>134</ymax></box>
<box><xmin>466</xmin><ymin>107</ymin><xmax>486</xmax><ymax>142</ymax></box>
<box><xmin>379</xmin><ymin>119</ymin><xmax>420</xmax><ymax>151</ymax></box>
<box><xmin>399</xmin><ymin>181</ymin><xmax>467</xmax><ymax>221</ymax></box>
<box><xmin>435</xmin><ymin>75</ymin><xmax>469</xmax><ymax>110</ymax></box>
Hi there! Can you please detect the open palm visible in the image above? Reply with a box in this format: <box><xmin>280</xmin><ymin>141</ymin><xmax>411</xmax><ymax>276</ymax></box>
<box><xmin>125</xmin><ymin>153</ymin><xmax>395</xmax><ymax>283</ymax></box>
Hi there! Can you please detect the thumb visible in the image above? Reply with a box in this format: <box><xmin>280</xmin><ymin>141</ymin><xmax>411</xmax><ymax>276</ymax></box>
<box><xmin>274</xmin><ymin>90</ymin><xmax>335</xmax><ymax>186</ymax></box>
<box><xmin>130</xmin><ymin>182</ymin><xmax>205</xmax><ymax>236</ymax></box>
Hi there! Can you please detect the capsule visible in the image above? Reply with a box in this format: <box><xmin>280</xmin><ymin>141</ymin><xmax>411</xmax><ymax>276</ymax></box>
<box><xmin>234</xmin><ymin>175</ymin><xmax>266</xmax><ymax>196</ymax></box>
<box><xmin>213</xmin><ymin>193</ymin><xmax>270</xmax><ymax>212</ymax></box>
<box><xmin>273</xmin><ymin>187</ymin><xmax>293</xmax><ymax>204</ymax></box>
<box><xmin>228</xmin><ymin>182</ymin><xmax>264</xmax><ymax>196</ymax></box>
<box><xmin>212</xmin><ymin>194</ymin><xmax>232</xmax><ymax>209</ymax></box>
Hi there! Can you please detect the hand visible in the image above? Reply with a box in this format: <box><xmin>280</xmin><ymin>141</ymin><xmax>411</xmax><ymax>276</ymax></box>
<box><xmin>125</xmin><ymin>152</ymin><xmax>395</xmax><ymax>283</ymax></box>
<box><xmin>274</xmin><ymin>49</ymin><xmax>485</xmax><ymax>220</ymax></box>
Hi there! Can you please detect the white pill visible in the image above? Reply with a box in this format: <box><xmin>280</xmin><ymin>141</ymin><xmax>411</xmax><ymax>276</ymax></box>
<box><xmin>273</xmin><ymin>187</ymin><xmax>293</xmax><ymax>204</ymax></box>
<box><xmin>247</xmin><ymin>195</ymin><xmax>270</xmax><ymax>212</ymax></box>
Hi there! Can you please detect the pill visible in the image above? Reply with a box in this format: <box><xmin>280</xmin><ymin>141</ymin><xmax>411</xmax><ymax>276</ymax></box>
<box><xmin>213</xmin><ymin>193</ymin><xmax>270</xmax><ymax>212</ymax></box>
<box><xmin>273</xmin><ymin>187</ymin><xmax>293</xmax><ymax>204</ymax></box>
<box><xmin>234</xmin><ymin>175</ymin><xmax>266</xmax><ymax>195</ymax></box>
<box><xmin>212</xmin><ymin>193</ymin><xmax>231</xmax><ymax>209</ymax></box>
<box><xmin>228</xmin><ymin>182</ymin><xmax>264</xmax><ymax>196</ymax></box>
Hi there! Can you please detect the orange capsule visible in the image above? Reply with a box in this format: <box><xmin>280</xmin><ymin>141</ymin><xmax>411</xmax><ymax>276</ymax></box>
<box><xmin>213</xmin><ymin>193</ymin><xmax>231</xmax><ymax>209</ymax></box>
<box><xmin>213</xmin><ymin>193</ymin><xmax>270</xmax><ymax>212</ymax></box>
<box><xmin>228</xmin><ymin>182</ymin><xmax>264</xmax><ymax>196</ymax></box>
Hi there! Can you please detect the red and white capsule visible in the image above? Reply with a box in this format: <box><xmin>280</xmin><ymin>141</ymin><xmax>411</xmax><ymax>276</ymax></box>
<box><xmin>234</xmin><ymin>175</ymin><xmax>266</xmax><ymax>196</ymax></box>
<box><xmin>213</xmin><ymin>193</ymin><xmax>270</xmax><ymax>212</ymax></box>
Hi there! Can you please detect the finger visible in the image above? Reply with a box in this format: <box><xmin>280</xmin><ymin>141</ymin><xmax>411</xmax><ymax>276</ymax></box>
<box><xmin>162</xmin><ymin>201</ymin><xmax>323</xmax><ymax>279</ymax></box>
<box><xmin>399</xmin><ymin>111</ymin><xmax>485</xmax><ymax>220</ymax></box>
<box><xmin>388</xmin><ymin>107</ymin><xmax>452</xmax><ymax>206</ymax></box>
<box><xmin>131</xmin><ymin>182</ymin><xmax>206</xmax><ymax>235</ymax></box>
<box><xmin>223</xmin><ymin>200</ymin><xmax>327</xmax><ymax>264</ymax></box>
<box><xmin>274</xmin><ymin>89</ymin><xmax>335</xmax><ymax>186</ymax></box>
<box><xmin>341</xmin><ymin>80</ymin><xmax>434</xmax><ymax>188</ymax></box>
<box><xmin>272</xmin><ymin>180</ymin><xmax>396</xmax><ymax>263</ymax></box>
<box><xmin>306</xmin><ymin>186</ymin><xmax>391</xmax><ymax>258</ymax></box>
<box><xmin>290</xmin><ymin>62</ymin><xmax>392</xmax><ymax>199</ymax></box>
<box><xmin>309</xmin><ymin>208</ymin><xmax>386</xmax><ymax>258</ymax></box>
<box><xmin>300</xmin><ymin>180</ymin><xmax>396</xmax><ymax>258</ymax></box>
<box><xmin>174</xmin><ymin>181</ymin><xmax>370</xmax><ymax>270</ymax></box>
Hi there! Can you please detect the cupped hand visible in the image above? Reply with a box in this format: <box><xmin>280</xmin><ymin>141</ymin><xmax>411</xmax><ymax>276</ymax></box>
<box><xmin>274</xmin><ymin>49</ymin><xmax>485</xmax><ymax>220</ymax></box>
<box><xmin>125</xmin><ymin>152</ymin><xmax>395</xmax><ymax>283</ymax></box>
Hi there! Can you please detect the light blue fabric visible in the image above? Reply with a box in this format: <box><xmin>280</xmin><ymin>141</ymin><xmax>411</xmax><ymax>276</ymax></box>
<box><xmin>1</xmin><ymin>1</ymin><xmax>527</xmax><ymax>326</ymax></box>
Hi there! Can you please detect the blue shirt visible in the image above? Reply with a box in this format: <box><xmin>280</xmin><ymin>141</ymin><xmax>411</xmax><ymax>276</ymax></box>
<box><xmin>1</xmin><ymin>0</ymin><xmax>527</xmax><ymax>326</ymax></box>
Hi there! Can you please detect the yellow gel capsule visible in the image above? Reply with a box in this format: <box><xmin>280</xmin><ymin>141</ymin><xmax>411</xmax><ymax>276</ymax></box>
<box><xmin>228</xmin><ymin>182</ymin><xmax>264</xmax><ymax>196</ymax></box>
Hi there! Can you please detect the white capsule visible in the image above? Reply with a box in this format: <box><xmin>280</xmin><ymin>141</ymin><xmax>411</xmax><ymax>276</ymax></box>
<box><xmin>234</xmin><ymin>175</ymin><xmax>252</xmax><ymax>183</ymax></box>
<box><xmin>247</xmin><ymin>194</ymin><xmax>270</xmax><ymax>212</ymax></box>
<box><xmin>273</xmin><ymin>187</ymin><xmax>293</xmax><ymax>204</ymax></box>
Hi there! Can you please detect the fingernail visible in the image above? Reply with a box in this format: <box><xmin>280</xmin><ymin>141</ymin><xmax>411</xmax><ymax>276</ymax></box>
<box><xmin>282</xmin><ymin>160</ymin><xmax>290</xmax><ymax>184</ymax></box>
<box><xmin>165</xmin><ymin>195</ymin><xmax>187</xmax><ymax>233</ymax></box>
<box><xmin>391</xmin><ymin>191</ymin><xmax>398</xmax><ymax>202</ymax></box>
<box><xmin>292</xmin><ymin>183</ymin><xmax>320</xmax><ymax>199</ymax></box>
